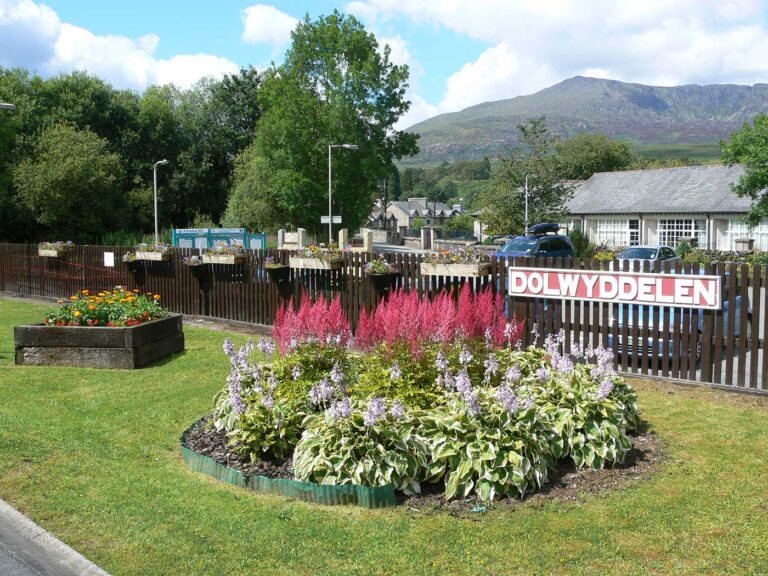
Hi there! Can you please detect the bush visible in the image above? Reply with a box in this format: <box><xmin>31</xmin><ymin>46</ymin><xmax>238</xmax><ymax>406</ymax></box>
<box><xmin>211</xmin><ymin>291</ymin><xmax>641</xmax><ymax>502</ymax></box>
<box><xmin>568</xmin><ymin>229</ymin><xmax>594</xmax><ymax>260</ymax></box>
<box><xmin>294</xmin><ymin>399</ymin><xmax>430</xmax><ymax>494</ymax></box>
<box><xmin>676</xmin><ymin>240</ymin><xmax>693</xmax><ymax>258</ymax></box>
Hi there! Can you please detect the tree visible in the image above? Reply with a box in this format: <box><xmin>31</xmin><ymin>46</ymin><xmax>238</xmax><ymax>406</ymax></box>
<box><xmin>224</xmin><ymin>11</ymin><xmax>418</xmax><ymax>235</ymax></box>
<box><xmin>721</xmin><ymin>115</ymin><xmax>768</xmax><ymax>225</ymax></box>
<box><xmin>478</xmin><ymin>117</ymin><xmax>572</xmax><ymax>234</ymax></box>
<box><xmin>554</xmin><ymin>133</ymin><xmax>631</xmax><ymax>180</ymax></box>
<box><xmin>14</xmin><ymin>123</ymin><xmax>124</xmax><ymax>241</ymax></box>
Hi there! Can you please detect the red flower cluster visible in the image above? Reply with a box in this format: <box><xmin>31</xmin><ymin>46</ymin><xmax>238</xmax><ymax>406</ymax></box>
<box><xmin>273</xmin><ymin>293</ymin><xmax>351</xmax><ymax>353</ymax></box>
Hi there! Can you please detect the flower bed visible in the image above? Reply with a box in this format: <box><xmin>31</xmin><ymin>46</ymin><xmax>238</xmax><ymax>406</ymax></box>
<box><xmin>38</xmin><ymin>240</ymin><xmax>74</xmax><ymax>257</ymax></box>
<box><xmin>14</xmin><ymin>288</ymin><xmax>184</xmax><ymax>368</ymax></box>
<box><xmin>421</xmin><ymin>246</ymin><xmax>491</xmax><ymax>277</ymax></box>
<box><xmin>189</xmin><ymin>285</ymin><xmax>640</xmax><ymax>506</ymax></box>
<box><xmin>289</xmin><ymin>243</ymin><xmax>346</xmax><ymax>270</ymax></box>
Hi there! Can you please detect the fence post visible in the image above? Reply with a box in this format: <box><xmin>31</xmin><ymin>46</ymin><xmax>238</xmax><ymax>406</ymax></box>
<box><xmin>420</xmin><ymin>227</ymin><xmax>431</xmax><ymax>251</ymax></box>
<box><xmin>296</xmin><ymin>228</ymin><xmax>306</xmax><ymax>249</ymax></box>
<box><xmin>338</xmin><ymin>228</ymin><xmax>349</xmax><ymax>247</ymax></box>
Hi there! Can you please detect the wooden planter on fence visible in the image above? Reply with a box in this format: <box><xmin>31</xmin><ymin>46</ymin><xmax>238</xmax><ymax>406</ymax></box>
<box><xmin>135</xmin><ymin>251</ymin><xmax>171</xmax><ymax>262</ymax></box>
<box><xmin>14</xmin><ymin>314</ymin><xmax>184</xmax><ymax>369</ymax></box>
<box><xmin>38</xmin><ymin>249</ymin><xmax>68</xmax><ymax>258</ymax></box>
<box><xmin>266</xmin><ymin>265</ymin><xmax>291</xmax><ymax>283</ymax></box>
<box><xmin>289</xmin><ymin>256</ymin><xmax>344</xmax><ymax>270</ymax></box>
<box><xmin>202</xmin><ymin>254</ymin><xmax>246</xmax><ymax>265</ymax></box>
<box><xmin>420</xmin><ymin>262</ymin><xmax>491</xmax><ymax>277</ymax></box>
<box><xmin>368</xmin><ymin>272</ymin><xmax>400</xmax><ymax>296</ymax></box>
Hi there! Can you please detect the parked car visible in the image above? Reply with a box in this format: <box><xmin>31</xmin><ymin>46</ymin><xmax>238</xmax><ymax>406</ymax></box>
<box><xmin>606</xmin><ymin>274</ymin><xmax>751</xmax><ymax>363</ymax></box>
<box><xmin>496</xmin><ymin>223</ymin><xmax>575</xmax><ymax>260</ymax></box>
<box><xmin>614</xmin><ymin>245</ymin><xmax>681</xmax><ymax>271</ymax></box>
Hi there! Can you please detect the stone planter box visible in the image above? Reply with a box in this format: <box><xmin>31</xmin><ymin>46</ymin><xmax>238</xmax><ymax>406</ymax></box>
<box><xmin>202</xmin><ymin>254</ymin><xmax>246</xmax><ymax>265</ymax></box>
<box><xmin>14</xmin><ymin>314</ymin><xmax>184</xmax><ymax>369</ymax></box>
<box><xmin>289</xmin><ymin>256</ymin><xmax>344</xmax><ymax>270</ymax></box>
<box><xmin>38</xmin><ymin>249</ymin><xmax>68</xmax><ymax>258</ymax></box>
<box><xmin>135</xmin><ymin>251</ymin><xmax>171</xmax><ymax>261</ymax></box>
<box><xmin>420</xmin><ymin>262</ymin><xmax>491</xmax><ymax>277</ymax></box>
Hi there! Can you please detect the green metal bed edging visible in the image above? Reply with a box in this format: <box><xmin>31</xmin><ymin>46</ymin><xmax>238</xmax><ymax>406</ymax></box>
<box><xmin>179</xmin><ymin>420</ymin><xmax>397</xmax><ymax>509</ymax></box>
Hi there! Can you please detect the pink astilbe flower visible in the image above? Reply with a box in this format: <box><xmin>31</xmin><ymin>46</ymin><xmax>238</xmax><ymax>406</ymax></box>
<box><xmin>455</xmin><ymin>283</ymin><xmax>477</xmax><ymax>338</ymax></box>
<box><xmin>353</xmin><ymin>307</ymin><xmax>380</xmax><ymax>350</ymax></box>
<box><xmin>272</xmin><ymin>292</ymin><xmax>351</xmax><ymax>353</ymax></box>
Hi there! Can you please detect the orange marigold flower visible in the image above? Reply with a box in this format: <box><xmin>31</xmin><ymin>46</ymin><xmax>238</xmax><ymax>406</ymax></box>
<box><xmin>133</xmin><ymin>289</ymin><xmax>139</xmax><ymax>293</ymax></box>
<box><xmin>98</xmin><ymin>292</ymin><xmax>106</xmax><ymax>296</ymax></box>
<box><xmin>88</xmin><ymin>304</ymin><xmax>97</xmax><ymax>310</ymax></box>
<box><xmin>153</xmin><ymin>294</ymin><xmax>161</xmax><ymax>300</ymax></box>
<box><xmin>82</xmin><ymin>290</ymin><xmax>89</xmax><ymax>295</ymax></box>
<box><xmin>69</xmin><ymin>296</ymin><xmax>78</xmax><ymax>301</ymax></box>
<box><xmin>73</xmin><ymin>311</ymin><xmax>81</xmax><ymax>317</ymax></box>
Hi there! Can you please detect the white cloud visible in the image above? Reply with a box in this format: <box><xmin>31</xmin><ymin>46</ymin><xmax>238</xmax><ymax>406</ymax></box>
<box><xmin>241</xmin><ymin>4</ymin><xmax>297</xmax><ymax>50</ymax></box>
<box><xmin>349</xmin><ymin>0</ymin><xmax>768</xmax><ymax>123</ymax></box>
<box><xmin>156</xmin><ymin>54</ymin><xmax>240</xmax><ymax>90</ymax></box>
<box><xmin>0</xmin><ymin>0</ymin><xmax>59</xmax><ymax>68</ymax></box>
<box><xmin>0</xmin><ymin>0</ymin><xmax>240</xmax><ymax>90</ymax></box>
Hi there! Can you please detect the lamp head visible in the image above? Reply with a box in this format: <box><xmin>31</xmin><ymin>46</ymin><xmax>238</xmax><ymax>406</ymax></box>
<box><xmin>341</xmin><ymin>144</ymin><xmax>358</xmax><ymax>150</ymax></box>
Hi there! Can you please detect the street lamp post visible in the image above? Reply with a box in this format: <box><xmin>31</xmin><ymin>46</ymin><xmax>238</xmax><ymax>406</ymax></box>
<box><xmin>328</xmin><ymin>143</ymin><xmax>358</xmax><ymax>244</ymax></box>
<box><xmin>153</xmin><ymin>159</ymin><xmax>169</xmax><ymax>245</ymax></box>
<box><xmin>524</xmin><ymin>173</ymin><xmax>536</xmax><ymax>233</ymax></box>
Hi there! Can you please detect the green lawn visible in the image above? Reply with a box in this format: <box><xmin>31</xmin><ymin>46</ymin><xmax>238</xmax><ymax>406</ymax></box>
<box><xmin>1</xmin><ymin>297</ymin><xmax>767</xmax><ymax>575</ymax></box>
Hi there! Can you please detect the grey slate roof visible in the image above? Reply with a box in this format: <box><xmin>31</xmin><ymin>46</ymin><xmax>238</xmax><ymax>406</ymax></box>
<box><xmin>568</xmin><ymin>164</ymin><xmax>752</xmax><ymax>215</ymax></box>
<box><xmin>391</xmin><ymin>198</ymin><xmax>455</xmax><ymax>215</ymax></box>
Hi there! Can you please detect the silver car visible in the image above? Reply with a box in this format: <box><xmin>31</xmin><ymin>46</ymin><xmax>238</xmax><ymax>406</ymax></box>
<box><xmin>615</xmin><ymin>245</ymin><xmax>681</xmax><ymax>272</ymax></box>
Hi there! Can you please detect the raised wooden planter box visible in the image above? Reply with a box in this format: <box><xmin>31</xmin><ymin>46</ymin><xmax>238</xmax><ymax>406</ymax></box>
<box><xmin>203</xmin><ymin>254</ymin><xmax>246</xmax><ymax>265</ymax></box>
<box><xmin>289</xmin><ymin>256</ymin><xmax>344</xmax><ymax>270</ymax></box>
<box><xmin>420</xmin><ymin>262</ymin><xmax>491</xmax><ymax>277</ymax></box>
<box><xmin>14</xmin><ymin>314</ymin><xmax>184</xmax><ymax>369</ymax></box>
<box><xmin>135</xmin><ymin>251</ymin><xmax>171</xmax><ymax>262</ymax></box>
<box><xmin>38</xmin><ymin>249</ymin><xmax>68</xmax><ymax>258</ymax></box>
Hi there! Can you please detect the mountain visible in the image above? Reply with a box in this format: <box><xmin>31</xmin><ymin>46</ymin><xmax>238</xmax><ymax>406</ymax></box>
<box><xmin>403</xmin><ymin>76</ymin><xmax>768</xmax><ymax>165</ymax></box>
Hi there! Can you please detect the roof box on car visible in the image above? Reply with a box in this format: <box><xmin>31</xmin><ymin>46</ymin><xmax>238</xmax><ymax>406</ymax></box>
<box><xmin>527</xmin><ymin>223</ymin><xmax>560</xmax><ymax>235</ymax></box>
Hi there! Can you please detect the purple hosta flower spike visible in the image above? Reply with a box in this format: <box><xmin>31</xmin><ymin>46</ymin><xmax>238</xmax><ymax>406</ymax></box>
<box><xmin>436</xmin><ymin>350</ymin><xmax>449</xmax><ymax>371</ymax></box>
<box><xmin>244</xmin><ymin>338</ymin><xmax>254</xmax><ymax>357</ymax></box>
<box><xmin>484</xmin><ymin>327</ymin><xmax>493</xmax><ymax>348</ymax></box>
<box><xmin>389</xmin><ymin>399</ymin><xmax>406</xmax><ymax>418</ymax></box>
<box><xmin>291</xmin><ymin>364</ymin><xmax>301</xmax><ymax>381</ymax></box>
<box><xmin>483</xmin><ymin>353</ymin><xmax>499</xmax><ymax>383</ymax></box>
<box><xmin>596</xmin><ymin>377</ymin><xmax>614</xmax><ymax>400</ymax></box>
<box><xmin>505</xmin><ymin>365</ymin><xmax>522</xmax><ymax>385</ymax></box>
<box><xmin>536</xmin><ymin>366</ymin><xmax>549</xmax><ymax>383</ymax></box>
<box><xmin>258</xmin><ymin>337</ymin><xmax>275</xmax><ymax>356</ymax></box>
<box><xmin>455</xmin><ymin>368</ymin><xmax>472</xmax><ymax>397</ymax></box>
<box><xmin>227</xmin><ymin>370</ymin><xmax>244</xmax><ymax>415</ymax></box>
<box><xmin>466</xmin><ymin>391</ymin><xmax>482</xmax><ymax>417</ymax></box>
<box><xmin>330</xmin><ymin>362</ymin><xmax>345</xmax><ymax>385</ymax></box>
<box><xmin>495</xmin><ymin>385</ymin><xmax>519</xmax><ymax>413</ymax></box>
<box><xmin>389</xmin><ymin>362</ymin><xmax>402</xmax><ymax>381</ymax></box>
<box><xmin>268</xmin><ymin>373</ymin><xmax>279</xmax><ymax>392</ymax></box>
<box><xmin>459</xmin><ymin>345</ymin><xmax>473</xmax><ymax>366</ymax></box>
<box><xmin>363</xmin><ymin>397</ymin><xmax>387</xmax><ymax>426</ymax></box>
<box><xmin>261</xmin><ymin>394</ymin><xmax>275</xmax><ymax>410</ymax></box>
<box><xmin>328</xmin><ymin>397</ymin><xmax>352</xmax><ymax>421</ymax></box>
<box><xmin>531</xmin><ymin>323</ymin><xmax>540</xmax><ymax>340</ymax></box>
<box><xmin>309</xmin><ymin>378</ymin><xmax>335</xmax><ymax>406</ymax></box>
<box><xmin>223</xmin><ymin>338</ymin><xmax>234</xmax><ymax>357</ymax></box>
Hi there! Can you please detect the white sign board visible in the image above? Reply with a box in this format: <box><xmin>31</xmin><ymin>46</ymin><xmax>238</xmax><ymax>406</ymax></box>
<box><xmin>103</xmin><ymin>252</ymin><xmax>114</xmax><ymax>267</ymax></box>
<box><xmin>508</xmin><ymin>267</ymin><xmax>722</xmax><ymax>310</ymax></box>
<box><xmin>320</xmin><ymin>216</ymin><xmax>342</xmax><ymax>224</ymax></box>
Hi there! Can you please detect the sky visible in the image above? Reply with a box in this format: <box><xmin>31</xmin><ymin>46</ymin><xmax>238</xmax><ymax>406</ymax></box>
<box><xmin>3</xmin><ymin>0</ymin><xmax>768</xmax><ymax>129</ymax></box>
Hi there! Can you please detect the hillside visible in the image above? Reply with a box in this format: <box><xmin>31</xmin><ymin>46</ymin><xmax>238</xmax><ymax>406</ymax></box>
<box><xmin>403</xmin><ymin>76</ymin><xmax>768</xmax><ymax>165</ymax></box>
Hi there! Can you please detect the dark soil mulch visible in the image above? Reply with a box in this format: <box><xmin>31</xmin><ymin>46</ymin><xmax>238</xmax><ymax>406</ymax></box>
<box><xmin>182</xmin><ymin>417</ymin><xmax>664</xmax><ymax>512</ymax></box>
<box><xmin>183</xmin><ymin>417</ymin><xmax>293</xmax><ymax>479</ymax></box>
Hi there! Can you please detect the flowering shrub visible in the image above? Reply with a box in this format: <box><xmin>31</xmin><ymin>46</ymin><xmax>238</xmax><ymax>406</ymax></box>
<box><xmin>364</xmin><ymin>255</ymin><xmax>398</xmax><ymax>274</ymax></box>
<box><xmin>214</xmin><ymin>285</ymin><xmax>641</xmax><ymax>503</ymax></box>
<box><xmin>273</xmin><ymin>294</ymin><xmax>351</xmax><ymax>353</ymax></box>
<box><xmin>355</xmin><ymin>285</ymin><xmax>522</xmax><ymax>352</ymax></box>
<box><xmin>183</xmin><ymin>255</ymin><xmax>204</xmax><ymax>266</ymax></box>
<box><xmin>264</xmin><ymin>256</ymin><xmax>286</xmax><ymax>268</ymax></box>
<box><xmin>38</xmin><ymin>240</ymin><xmax>73</xmax><ymax>250</ymax></box>
<box><xmin>294</xmin><ymin>399</ymin><xmax>430</xmax><ymax>494</ymax></box>
<box><xmin>423</xmin><ymin>246</ymin><xmax>485</xmax><ymax>265</ymax></box>
<box><xmin>43</xmin><ymin>287</ymin><xmax>165</xmax><ymax>327</ymax></box>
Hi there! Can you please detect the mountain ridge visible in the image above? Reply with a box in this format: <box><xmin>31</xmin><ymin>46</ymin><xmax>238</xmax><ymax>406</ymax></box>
<box><xmin>404</xmin><ymin>76</ymin><xmax>768</xmax><ymax>164</ymax></box>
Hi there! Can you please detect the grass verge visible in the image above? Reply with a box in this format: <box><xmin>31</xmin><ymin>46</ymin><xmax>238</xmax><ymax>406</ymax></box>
<box><xmin>1</xmin><ymin>298</ymin><xmax>767</xmax><ymax>575</ymax></box>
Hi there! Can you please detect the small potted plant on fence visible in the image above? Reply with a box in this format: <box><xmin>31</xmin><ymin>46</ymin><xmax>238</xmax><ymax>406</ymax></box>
<box><xmin>364</xmin><ymin>255</ymin><xmax>400</xmax><ymax>296</ymax></box>
<box><xmin>289</xmin><ymin>242</ymin><xmax>346</xmax><ymax>270</ymax></box>
<box><xmin>202</xmin><ymin>242</ymin><xmax>246</xmax><ymax>265</ymax></box>
<box><xmin>134</xmin><ymin>242</ymin><xmax>171</xmax><ymax>262</ymax></box>
<box><xmin>421</xmin><ymin>246</ymin><xmax>491</xmax><ymax>277</ymax></box>
<box><xmin>38</xmin><ymin>241</ymin><xmax>73</xmax><ymax>258</ymax></box>
<box><xmin>264</xmin><ymin>256</ymin><xmax>290</xmax><ymax>283</ymax></box>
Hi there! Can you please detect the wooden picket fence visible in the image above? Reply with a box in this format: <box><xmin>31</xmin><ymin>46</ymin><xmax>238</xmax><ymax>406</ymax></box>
<box><xmin>1</xmin><ymin>243</ymin><xmax>766</xmax><ymax>393</ymax></box>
